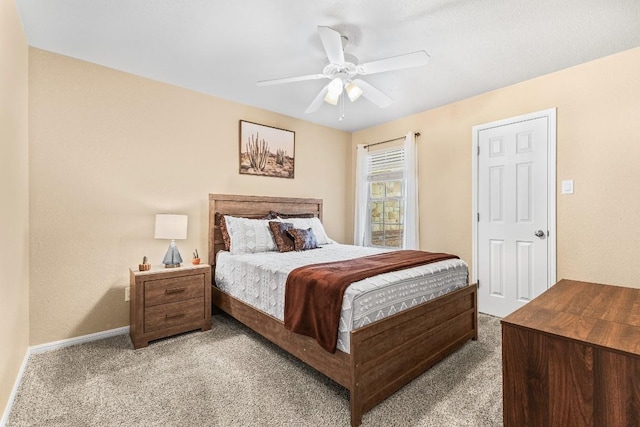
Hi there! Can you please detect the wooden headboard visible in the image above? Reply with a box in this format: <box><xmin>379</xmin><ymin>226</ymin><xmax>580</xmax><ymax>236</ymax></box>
<box><xmin>208</xmin><ymin>194</ymin><xmax>323</xmax><ymax>270</ymax></box>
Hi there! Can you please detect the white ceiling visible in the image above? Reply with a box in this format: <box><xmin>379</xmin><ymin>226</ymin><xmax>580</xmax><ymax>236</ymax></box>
<box><xmin>15</xmin><ymin>0</ymin><xmax>640</xmax><ymax>132</ymax></box>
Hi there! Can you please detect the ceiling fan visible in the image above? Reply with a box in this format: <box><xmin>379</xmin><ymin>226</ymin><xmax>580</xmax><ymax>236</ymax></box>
<box><xmin>257</xmin><ymin>26</ymin><xmax>430</xmax><ymax>117</ymax></box>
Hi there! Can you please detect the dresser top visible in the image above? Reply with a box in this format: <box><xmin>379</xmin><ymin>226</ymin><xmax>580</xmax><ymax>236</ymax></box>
<box><xmin>502</xmin><ymin>279</ymin><xmax>640</xmax><ymax>356</ymax></box>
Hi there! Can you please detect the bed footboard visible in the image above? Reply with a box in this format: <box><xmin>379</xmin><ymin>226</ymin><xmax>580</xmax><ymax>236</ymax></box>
<box><xmin>349</xmin><ymin>284</ymin><xmax>478</xmax><ymax>426</ymax></box>
<box><xmin>213</xmin><ymin>283</ymin><xmax>477</xmax><ymax>427</ymax></box>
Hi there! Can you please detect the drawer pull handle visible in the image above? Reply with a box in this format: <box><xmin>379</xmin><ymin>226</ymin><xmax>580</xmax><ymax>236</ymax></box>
<box><xmin>165</xmin><ymin>313</ymin><xmax>185</xmax><ymax>320</ymax></box>
<box><xmin>165</xmin><ymin>287</ymin><xmax>186</xmax><ymax>295</ymax></box>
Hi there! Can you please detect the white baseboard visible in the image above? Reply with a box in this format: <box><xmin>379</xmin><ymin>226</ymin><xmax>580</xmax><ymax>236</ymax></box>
<box><xmin>30</xmin><ymin>326</ymin><xmax>130</xmax><ymax>355</ymax></box>
<box><xmin>1</xmin><ymin>326</ymin><xmax>130</xmax><ymax>425</ymax></box>
<box><xmin>1</xmin><ymin>349</ymin><xmax>30</xmax><ymax>427</ymax></box>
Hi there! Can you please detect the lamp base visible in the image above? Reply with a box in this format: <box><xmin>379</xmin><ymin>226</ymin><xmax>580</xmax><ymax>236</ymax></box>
<box><xmin>162</xmin><ymin>240</ymin><xmax>183</xmax><ymax>269</ymax></box>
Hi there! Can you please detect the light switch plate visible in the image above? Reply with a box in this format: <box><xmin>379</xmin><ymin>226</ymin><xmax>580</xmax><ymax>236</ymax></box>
<box><xmin>562</xmin><ymin>180</ymin><xmax>574</xmax><ymax>194</ymax></box>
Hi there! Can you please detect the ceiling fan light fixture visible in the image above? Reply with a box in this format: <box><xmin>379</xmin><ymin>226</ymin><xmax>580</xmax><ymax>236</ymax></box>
<box><xmin>324</xmin><ymin>77</ymin><xmax>343</xmax><ymax>105</ymax></box>
<box><xmin>345</xmin><ymin>81</ymin><xmax>363</xmax><ymax>102</ymax></box>
<box><xmin>328</xmin><ymin>77</ymin><xmax>343</xmax><ymax>95</ymax></box>
<box><xmin>324</xmin><ymin>90</ymin><xmax>340</xmax><ymax>105</ymax></box>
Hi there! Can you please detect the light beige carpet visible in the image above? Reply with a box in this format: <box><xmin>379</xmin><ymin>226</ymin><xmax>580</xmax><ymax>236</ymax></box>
<box><xmin>7</xmin><ymin>314</ymin><xmax>502</xmax><ymax>426</ymax></box>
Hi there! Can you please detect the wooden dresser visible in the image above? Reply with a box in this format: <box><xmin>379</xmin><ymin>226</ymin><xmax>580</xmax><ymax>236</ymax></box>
<box><xmin>501</xmin><ymin>279</ymin><xmax>640</xmax><ymax>426</ymax></box>
<box><xmin>129</xmin><ymin>263</ymin><xmax>211</xmax><ymax>349</ymax></box>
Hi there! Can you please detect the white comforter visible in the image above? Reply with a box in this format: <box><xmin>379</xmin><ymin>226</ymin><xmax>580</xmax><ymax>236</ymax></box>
<box><xmin>215</xmin><ymin>243</ymin><xmax>469</xmax><ymax>353</ymax></box>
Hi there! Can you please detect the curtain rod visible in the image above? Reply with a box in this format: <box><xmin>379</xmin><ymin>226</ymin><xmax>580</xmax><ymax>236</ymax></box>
<box><xmin>363</xmin><ymin>132</ymin><xmax>420</xmax><ymax>149</ymax></box>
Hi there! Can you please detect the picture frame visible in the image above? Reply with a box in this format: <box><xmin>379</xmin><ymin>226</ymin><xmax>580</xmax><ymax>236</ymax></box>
<box><xmin>239</xmin><ymin>120</ymin><xmax>295</xmax><ymax>179</ymax></box>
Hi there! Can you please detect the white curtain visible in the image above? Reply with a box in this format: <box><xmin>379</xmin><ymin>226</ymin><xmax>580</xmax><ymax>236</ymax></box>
<box><xmin>403</xmin><ymin>132</ymin><xmax>420</xmax><ymax>249</ymax></box>
<box><xmin>353</xmin><ymin>144</ymin><xmax>368</xmax><ymax>246</ymax></box>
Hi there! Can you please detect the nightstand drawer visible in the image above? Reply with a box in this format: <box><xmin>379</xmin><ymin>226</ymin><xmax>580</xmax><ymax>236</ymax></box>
<box><xmin>144</xmin><ymin>274</ymin><xmax>204</xmax><ymax>307</ymax></box>
<box><xmin>144</xmin><ymin>298</ymin><xmax>204</xmax><ymax>332</ymax></box>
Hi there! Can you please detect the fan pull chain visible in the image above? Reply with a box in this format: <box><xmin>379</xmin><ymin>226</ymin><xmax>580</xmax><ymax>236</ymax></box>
<box><xmin>339</xmin><ymin>92</ymin><xmax>345</xmax><ymax>121</ymax></box>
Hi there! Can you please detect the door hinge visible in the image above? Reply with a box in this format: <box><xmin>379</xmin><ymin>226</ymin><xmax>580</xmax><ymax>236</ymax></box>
<box><xmin>477</xmin><ymin>145</ymin><xmax>480</xmax><ymax>155</ymax></box>
<box><xmin>477</xmin><ymin>212</ymin><xmax>480</xmax><ymax>222</ymax></box>
<box><xmin>477</xmin><ymin>280</ymin><xmax>480</xmax><ymax>288</ymax></box>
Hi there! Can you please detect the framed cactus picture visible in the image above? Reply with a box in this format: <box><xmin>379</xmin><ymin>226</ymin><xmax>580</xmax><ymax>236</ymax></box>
<box><xmin>239</xmin><ymin>120</ymin><xmax>295</xmax><ymax>179</ymax></box>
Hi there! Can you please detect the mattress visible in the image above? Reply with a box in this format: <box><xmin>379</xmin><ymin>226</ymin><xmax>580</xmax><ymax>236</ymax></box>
<box><xmin>215</xmin><ymin>243</ymin><xmax>469</xmax><ymax>353</ymax></box>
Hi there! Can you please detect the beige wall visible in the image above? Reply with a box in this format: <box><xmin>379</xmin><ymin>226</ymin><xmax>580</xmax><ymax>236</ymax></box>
<box><xmin>0</xmin><ymin>0</ymin><xmax>30</xmax><ymax>418</ymax></box>
<box><xmin>352</xmin><ymin>47</ymin><xmax>640</xmax><ymax>288</ymax></box>
<box><xmin>28</xmin><ymin>48</ymin><xmax>351</xmax><ymax>345</ymax></box>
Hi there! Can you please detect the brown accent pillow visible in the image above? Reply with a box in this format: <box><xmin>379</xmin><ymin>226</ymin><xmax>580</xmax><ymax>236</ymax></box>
<box><xmin>270</xmin><ymin>210</ymin><xmax>316</xmax><ymax>219</ymax></box>
<box><xmin>268</xmin><ymin>221</ymin><xmax>295</xmax><ymax>252</ymax></box>
<box><xmin>215</xmin><ymin>212</ymin><xmax>232</xmax><ymax>251</ymax></box>
<box><xmin>287</xmin><ymin>227</ymin><xmax>319</xmax><ymax>251</ymax></box>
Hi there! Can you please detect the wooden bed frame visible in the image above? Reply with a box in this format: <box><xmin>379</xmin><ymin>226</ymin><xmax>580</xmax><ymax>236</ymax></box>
<box><xmin>208</xmin><ymin>194</ymin><xmax>478</xmax><ymax>426</ymax></box>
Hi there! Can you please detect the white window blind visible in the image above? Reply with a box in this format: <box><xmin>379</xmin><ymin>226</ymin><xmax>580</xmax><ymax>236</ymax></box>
<box><xmin>367</xmin><ymin>148</ymin><xmax>405</xmax><ymax>181</ymax></box>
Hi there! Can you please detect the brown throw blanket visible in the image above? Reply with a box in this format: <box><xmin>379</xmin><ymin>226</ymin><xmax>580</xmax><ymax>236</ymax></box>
<box><xmin>284</xmin><ymin>250</ymin><xmax>459</xmax><ymax>353</ymax></box>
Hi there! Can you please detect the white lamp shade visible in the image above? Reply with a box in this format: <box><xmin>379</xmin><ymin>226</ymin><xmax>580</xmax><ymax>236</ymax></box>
<box><xmin>346</xmin><ymin>81</ymin><xmax>363</xmax><ymax>102</ymax></box>
<box><xmin>324</xmin><ymin>77</ymin><xmax>343</xmax><ymax>105</ymax></box>
<box><xmin>327</xmin><ymin>77</ymin><xmax>343</xmax><ymax>96</ymax></box>
<box><xmin>154</xmin><ymin>214</ymin><xmax>188</xmax><ymax>240</ymax></box>
<box><xmin>324</xmin><ymin>91</ymin><xmax>340</xmax><ymax>105</ymax></box>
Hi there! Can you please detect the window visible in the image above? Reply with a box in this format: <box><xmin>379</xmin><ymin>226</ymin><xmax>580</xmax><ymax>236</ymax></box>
<box><xmin>366</xmin><ymin>148</ymin><xmax>405</xmax><ymax>248</ymax></box>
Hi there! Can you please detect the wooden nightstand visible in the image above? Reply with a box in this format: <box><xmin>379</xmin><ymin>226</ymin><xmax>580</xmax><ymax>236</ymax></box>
<box><xmin>129</xmin><ymin>263</ymin><xmax>211</xmax><ymax>349</ymax></box>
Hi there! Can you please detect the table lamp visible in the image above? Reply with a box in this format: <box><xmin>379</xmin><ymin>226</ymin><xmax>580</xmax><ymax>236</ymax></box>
<box><xmin>154</xmin><ymin>214</ymin><xmax>188</xmax><ymax>268</ymax></box>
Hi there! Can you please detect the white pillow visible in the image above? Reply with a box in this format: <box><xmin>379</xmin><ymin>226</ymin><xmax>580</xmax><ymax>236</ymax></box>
<box><xmin>277</xmin><ymin>216</ymin><xmax>332</xmax><ymax>245</ymax></box>
<box><xmin>224</xmin><ymin>215</ymin><xmax>277</xmax><ymax>254</ymax></box>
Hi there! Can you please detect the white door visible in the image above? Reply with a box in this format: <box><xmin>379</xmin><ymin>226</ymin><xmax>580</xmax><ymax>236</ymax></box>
<box><xmin>474</xmin><ymin>110</ymin><xmax>556</xmax><ymax>318</ymax></box>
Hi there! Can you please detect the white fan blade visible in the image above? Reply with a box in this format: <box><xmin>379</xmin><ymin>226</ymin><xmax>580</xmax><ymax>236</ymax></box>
<box><xmin>305</xmin><ymin>85</ymin><xmax>329</xmax><ymax>114</ymax></box>
<box><xmin>257</xmin><ymin>73</ymin><xmax>326</xmax><ymax>86</ymax></box>
<box><xmin>358</xmin><ymin>51</ymin><xmax>430</xmax><ymax>75</ymax></box>
<box><xmin>317</xmin><ymin>26</ymin><xmax>345</xmax><ymax>65</ymax></box>
<box><xmin>353</xmin><ymin>79</ymin><xmax>392</xmax><ymax>108</ymax></box>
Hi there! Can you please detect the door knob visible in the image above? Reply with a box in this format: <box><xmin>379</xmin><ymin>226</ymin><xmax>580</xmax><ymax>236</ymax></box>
<box><xmin>534</xmin><ymin>230</ymin><xmax>545</xmax><ymax>238</ymax></box>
